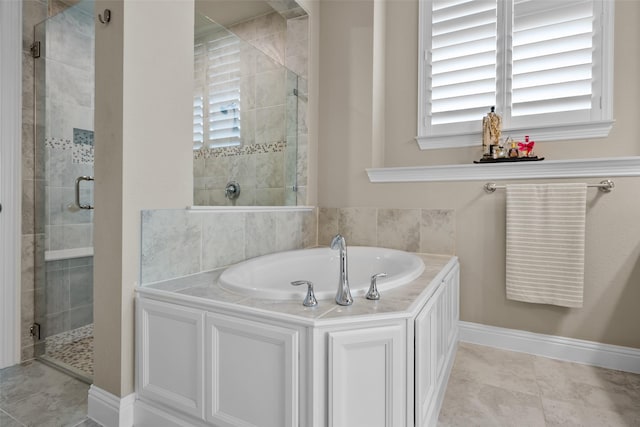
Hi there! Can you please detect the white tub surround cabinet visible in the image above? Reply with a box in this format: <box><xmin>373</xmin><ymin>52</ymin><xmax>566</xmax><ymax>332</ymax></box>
<box><xmin>135</xmin><ymin>255</ymin><xmax>459</xmax><ymax>427</ymax></box>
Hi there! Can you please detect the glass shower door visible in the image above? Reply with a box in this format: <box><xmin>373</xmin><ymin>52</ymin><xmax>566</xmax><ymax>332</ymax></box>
<box><xmin>33</xmin><ymin>0</ymin><xmax>95</xmax><ymax>382</ymax></box>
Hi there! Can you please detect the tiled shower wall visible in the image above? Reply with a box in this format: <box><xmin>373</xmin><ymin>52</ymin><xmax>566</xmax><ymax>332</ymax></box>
<box><xmin>38</xmin><ymin>2</ymin><xmax>95</xmax><ymax>343</ymax></box>
<box><xmin>193</xmin><ymin>12</ymin><xmax>308</xmax><ymax>206</ymax></box>
<box><xmin>40</xmin><ymin>3</ymin><xmax>95</xmax><ymax>253</ymax></box>
<box><xmin>140</xmin><ymin>208</ymin><xmax>318</xmax><ymax>284</ymax></box>
<box><xmin>43</xmin><ymin>256</ymin><xmax>93</xmax><ymax>337</ymax></box>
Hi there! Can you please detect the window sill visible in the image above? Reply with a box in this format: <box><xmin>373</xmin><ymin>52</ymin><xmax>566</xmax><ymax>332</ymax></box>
<box><xmin>366</xmin><ymin>156</ymin><xmax>640</xmax><ymax>183</ymax></box>
<box><xmin>416</xmin><ymin>120</ymin><xmax>615</xmax><ymax>150</ymax></box>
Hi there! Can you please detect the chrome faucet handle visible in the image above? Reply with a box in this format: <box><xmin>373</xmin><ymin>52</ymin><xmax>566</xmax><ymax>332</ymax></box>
<box><xmin>330</xmin><ymin>234</ymin><xmax>345</xmax><ymax>250</ymax></box>
<box><xmin>366</xmin><ymin>273</ymin><xmax>387</xmax><ymax>300</ymax></box>
<box><xmin>291</xmin><ymin>280</ymin><xmax>318</xmax><ymax>307</ymax></box>
<box><xmin>224</xmin><ymin>181</ymin><xmax>240</xmax><ymax>200</ymax></box>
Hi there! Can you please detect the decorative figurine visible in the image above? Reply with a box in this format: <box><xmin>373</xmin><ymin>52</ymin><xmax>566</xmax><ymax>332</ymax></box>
<box><xmin>482</xmin><ymin>106</ymin><xmax>502</xmax><ymax>157</ymax></box>
<box><xmin>507</xmin><ymin>140</ymin><xmax>519</xmax><ymax>158</ymax></box>
<box><xmin>518</xmin><ymin>135</ymin><xmax>535</xmax><ymax>157</ymax></box>
<box><xmin>474</xmin><ymin>132</ymin><xmax>544</xmax><ymax>163</ymax></box>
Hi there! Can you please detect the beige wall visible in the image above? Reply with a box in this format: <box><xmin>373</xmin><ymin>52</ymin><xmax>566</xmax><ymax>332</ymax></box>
<box><xmin>317</xmin><ymin>0</ymin><xmax>640</xmax><ymax>348</ymax></box>
<box><xmin>94</xmin><ymin>0</ymin><xmax>194</xmax><ymax>396</ymax></box>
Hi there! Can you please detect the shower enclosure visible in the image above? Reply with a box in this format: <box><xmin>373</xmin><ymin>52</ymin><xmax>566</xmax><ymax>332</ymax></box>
<box><xmin>192</xmin><ymin>11</ymin><xmax>307</xmax><ymax>206</ymax></box>
<box><xmin>33</xmin><ymin>0</ymin><xmax>95</xmax><ymax>382</ymax></box>
<box><xmin>30</xmin><ymin>1</ymin><xmax>306</xmax><ymax>383</ymax></box>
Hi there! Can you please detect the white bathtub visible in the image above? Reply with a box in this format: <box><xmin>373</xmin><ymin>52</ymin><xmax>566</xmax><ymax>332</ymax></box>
<box><xmin>218</xmin><ymin>246</ymin><xmax>425</xmax><ymax>300</ymax></box>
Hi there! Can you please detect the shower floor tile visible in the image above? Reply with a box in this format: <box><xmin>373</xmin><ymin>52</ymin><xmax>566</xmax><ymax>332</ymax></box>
<box><xmin>44</xmin><ymin>324</ymin><xmax>94</xmax><ymax>379</ymax></box>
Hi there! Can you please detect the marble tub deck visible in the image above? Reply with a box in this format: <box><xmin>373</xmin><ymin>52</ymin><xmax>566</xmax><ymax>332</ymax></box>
<box><xmin>141</xmin><ymin>253</ymin><xmax>456</xmax><ymax>324</ymax></box>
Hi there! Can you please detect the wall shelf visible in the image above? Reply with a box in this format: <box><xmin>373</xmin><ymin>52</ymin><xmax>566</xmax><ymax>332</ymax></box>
<box><xmin>366</xmin><ymin>156</ymin><xmax>640</xmax><ymax>183</ymax></box>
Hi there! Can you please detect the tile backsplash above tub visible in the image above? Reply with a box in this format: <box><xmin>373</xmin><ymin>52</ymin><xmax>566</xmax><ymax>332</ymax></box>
<box><xmin>318</xmin><ymin>207</ymin><xmax>456</xmax><ymax>255</ymax></box>
<box><xmin>140</xmin><ymin>207</ymin><xmax>317</xmax><ymax>285</ymax></box>
<box><xmin>140</xmin><ymin>206</ymin><xmax>455</xmax><ymax>286</ymax></box>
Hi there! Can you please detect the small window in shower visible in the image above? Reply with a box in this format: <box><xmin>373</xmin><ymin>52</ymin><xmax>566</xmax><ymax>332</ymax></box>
<box><xmin>194</xmin><ymin>23</ymin><xmax>241</xmax><ymax>150</ymax></box>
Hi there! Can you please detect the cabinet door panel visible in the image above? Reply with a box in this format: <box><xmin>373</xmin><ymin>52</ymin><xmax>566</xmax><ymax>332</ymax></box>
<box><xmin>205</xmin><ymin>314</ymin><xmax>298</xmax><ymax>427</ymax></box>
<box><xmin>436</xmin><ymin>292</ymin><xmax>447</xmax><ymax>376</ymax></box>
<box><xmin>138</xmin><ymin>299</ymin><xmax>204</xmax><ymax>419</ymax></box>
<box><xmin>328</xmin><ymin>324</ymin><xmax>406</xmax><ymax>427</ymax></box>
<box><xmin>415</xmin><ymin>261</ymin><xmax>460</xmax><ymax>427</ymax></box>
<box><xmin>415</xmin><ymin>283</ymin><xmax>445</xmax><ymax>427</ymax></box>
<box><xmin>448</xmin><ymin>263</ymin><xmax>460</xmax><ymax>348</ymax></box>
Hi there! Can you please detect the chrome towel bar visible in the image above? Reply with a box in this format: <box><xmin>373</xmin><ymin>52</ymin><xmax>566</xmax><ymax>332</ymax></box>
<box><xmin>484</xmin><ymin>179</ymin><xmax>615</xmax><ymax>193</ymax></box>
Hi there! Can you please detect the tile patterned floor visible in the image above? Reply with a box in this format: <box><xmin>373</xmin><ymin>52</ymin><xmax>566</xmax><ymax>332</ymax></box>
<box><xmin>45</xmin><ymin>324</ymin><xmax>94</xmax><ymax>379</ymax></box>
<box><xmin>0</xmin><ymin>360</ymin><xmax>99</xmax><ymax>427</ymax></box>
<box><xmin>1</xmin><ymin>341</ymin><xmax>638</xmax><ymax>426</ymax></box>
<box><xmin>438</xmin><ymin>342</ymin><xmax>640</xmax><ymax>426</ymax></box>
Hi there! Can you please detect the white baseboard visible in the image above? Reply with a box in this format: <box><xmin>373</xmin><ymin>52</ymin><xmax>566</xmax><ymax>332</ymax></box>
<box><xmin>135</xmin><ymin>400</ymin><xmax>206</xmax><ymax>427</ymax></box>
<box><xmin>459</xmin><ymin>321</ymin><xmax>640</xmax><ymax>374</ymax></box>
<box><xmin>88</xmin><ymin>385</ymin><xmax>136</xmax><ymax>427</ymax></box>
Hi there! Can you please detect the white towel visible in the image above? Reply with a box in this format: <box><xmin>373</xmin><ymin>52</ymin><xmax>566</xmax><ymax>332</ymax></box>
<box><xmin>506</xmin><ymin>183</ymin><xmax>587</xmax><ymax>308</ymax></box>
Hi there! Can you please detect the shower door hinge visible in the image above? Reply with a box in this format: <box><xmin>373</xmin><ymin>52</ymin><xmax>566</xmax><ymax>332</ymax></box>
<box><xmin>29</xmin><ymin>323</ymin><xmax>41</xmax><ymax>340</ymax></box>
<box><xmin>30</xmin><ymin>42</ymin><xmax>41</xmax><ymax>58</ymax></box>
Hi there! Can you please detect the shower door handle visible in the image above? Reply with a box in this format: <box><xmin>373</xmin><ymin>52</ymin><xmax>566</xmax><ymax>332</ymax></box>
<box><xmin>75</xmin><ymin>176</ymin><xmax>94</xmax><ymax>210</ymax></box>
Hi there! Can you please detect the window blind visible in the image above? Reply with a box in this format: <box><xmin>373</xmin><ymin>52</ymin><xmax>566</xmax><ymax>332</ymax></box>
<box><xmin>430</xmin><ymin>0</ymin><xmax>497</xmax><ymax>127</ymax></box>
<box><xmin>419</xmin><ymin>0</ymin><xmax>611</xmax><ymax>147</ymax></box>
<box><xmin>193</xmin><ymin>41</ymin><xmax>205</xmax><ymax>150</ymax></box>
<box><xmin>194</xmin><ymin>29</ymin><xmax>242</xmax><ymax>149</ymax></box>
<box><xmin>511</xmin><ymin>0</ymin><xmax>594</xmax><ymax>118</ymax></box>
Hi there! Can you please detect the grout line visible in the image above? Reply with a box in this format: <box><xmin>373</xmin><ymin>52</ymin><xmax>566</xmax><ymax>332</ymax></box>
<box><xmin>69</xmin><ymin>417</ymin><xmax>97</xmax><ymax>427</ymax></box>
<box><xmin>0</xmin><ymin>407</ymin><xmax>27</xmax><ymax>427</ymax></box>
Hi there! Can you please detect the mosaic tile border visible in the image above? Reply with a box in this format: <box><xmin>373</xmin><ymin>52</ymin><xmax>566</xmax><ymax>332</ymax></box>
<box><xmin>72</xmin><ymin>143</ymin><xmax>94</xmax><ymax>164</ymax></box>
<box><xmin>45</xmin><ymin>136</ymin><xmax>73</xmax><ymax>150</ymax></box>
<box><xmin>45</xmin><ymin>136</ymin><xmax>94</xmax><ymax>165</ymax></box>
<box><xmin>194</xmin><ymin>140</ymin><xmax>287</xmax><ymax>159</ymax></box>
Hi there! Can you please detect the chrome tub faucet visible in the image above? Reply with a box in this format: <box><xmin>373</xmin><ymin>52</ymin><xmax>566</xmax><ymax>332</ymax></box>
<box><xmin>330</xmin><ymin>234</ymin><xmax>353</xmax><ymax>306</ymax></box>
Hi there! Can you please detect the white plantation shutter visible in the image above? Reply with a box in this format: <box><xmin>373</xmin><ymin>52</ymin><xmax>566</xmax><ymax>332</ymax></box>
<box><xmin>206</xmin><ymin>33</ymin><xmax>241</xmax><ymax>147</ymax></box>
<box><xmin>511</xmin><ymin>0</ymin><xmax>595</xmax><ymax>123</ymax></box>
<box><xmin>418</xmin><ymin>0</ymin><xmax>613</xmax><ymax>149</ymax></box>
<box><xmin>194</xmin><ymin>29</ymin><xmax>242</xmax><ymax>149</ymax></box>
<box><xmin>194</xmin><ymin>41</ymin><xmax>205</xmax><ymax>150</ymax></box>
<box><xmin>430</xmin><ymin>0</ymin><xmax>497</xmax><ymax>130</ymax></box>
